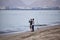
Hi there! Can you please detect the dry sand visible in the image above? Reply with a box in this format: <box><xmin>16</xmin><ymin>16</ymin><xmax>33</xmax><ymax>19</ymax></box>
<box><xmin>0</xmin><ymin>25</ymin><xmax>60</xmax><ymax>40</ymax></box>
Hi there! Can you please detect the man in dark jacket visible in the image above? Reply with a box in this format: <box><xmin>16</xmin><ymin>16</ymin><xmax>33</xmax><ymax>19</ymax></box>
<box><xmin>29</xmin><ymin>18</ymin><xmax>34</xmax><ymax>32</ymax></box>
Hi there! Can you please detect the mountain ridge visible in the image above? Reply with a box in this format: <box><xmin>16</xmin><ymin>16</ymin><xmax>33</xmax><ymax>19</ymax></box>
<box><xmin>0</xmin><ymin>0</ymin><xmax>60</xmax><ymax>8</ymax></box>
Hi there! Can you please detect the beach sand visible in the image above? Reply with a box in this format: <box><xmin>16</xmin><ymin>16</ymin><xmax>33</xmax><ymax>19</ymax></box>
<box><xmin>0</xmin><ymin>25</ymin><xmax>60</xmax><ymax>40</ymax></box>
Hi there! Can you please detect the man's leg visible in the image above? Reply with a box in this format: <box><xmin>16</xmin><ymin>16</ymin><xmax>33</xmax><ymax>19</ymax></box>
<box><xmin>32</xmin><ymin>25</ymin><xmax>34</xmax><ymax>32</ymax></box>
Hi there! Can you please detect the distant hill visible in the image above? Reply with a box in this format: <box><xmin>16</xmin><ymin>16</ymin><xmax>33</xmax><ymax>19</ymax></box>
<box><xmin>0</xmin><ymin>0</ymin><xmax>60</xmax><ymax>8</ymax></box>
<box><xmin>0</xmin><ymin>7</ymin><xmax>60</xmax><ymax>10</ymax></box>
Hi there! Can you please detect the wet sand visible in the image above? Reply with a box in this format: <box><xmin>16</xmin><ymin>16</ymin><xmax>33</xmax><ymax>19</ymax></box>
<box><xmin>0</xmin><ymin>25</ymin><xmax>60</xmax><ymax>40</ymax></box>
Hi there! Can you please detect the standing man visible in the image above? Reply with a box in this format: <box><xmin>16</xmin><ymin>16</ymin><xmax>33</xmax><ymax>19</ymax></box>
<box><xmin>32</xmin><ymin>18</ymin><xmax>34</xmax><ymax>32</ymax></box>
<box><xmin>29</xmin><ymin>18</ymin><xmax>34</xmax><ymax>32</ymax></box>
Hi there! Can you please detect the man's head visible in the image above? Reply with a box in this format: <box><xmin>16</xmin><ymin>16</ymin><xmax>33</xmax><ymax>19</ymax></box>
<box><xmin>32</xmin><ymin>18</ymin><xmax>34</xmax><ymax>20</ymax></box>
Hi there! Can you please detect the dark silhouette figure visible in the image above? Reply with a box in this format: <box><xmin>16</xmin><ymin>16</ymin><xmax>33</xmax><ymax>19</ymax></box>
<box><xmin>32</xmin><ymin>18</ymin><xmax>34</xmax><ymax>32</ymax></box>
<box><xmin>29</xmin><ymin>18</ymin><xmax>34</xmax><ymax>32</ymax></box>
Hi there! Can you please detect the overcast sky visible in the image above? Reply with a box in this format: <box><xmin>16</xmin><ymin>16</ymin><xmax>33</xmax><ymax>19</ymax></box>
<box><xmin>0</xmin><ymin>0</ymin><xmax>60</xmax><ymax>7</ymax></box>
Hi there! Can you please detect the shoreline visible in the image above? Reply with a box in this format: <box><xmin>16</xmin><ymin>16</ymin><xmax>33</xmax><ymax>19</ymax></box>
<box><xmin>0</xmin><ymin>25</ymin><xmax>60</xmax><ymax>39</ymax></box>
<box><xmin>0</xmin><ymin>25</ymin><xmax>60</xmax><ymax>40</ymax></box>
<box><xmin>0</xmin><ymin>24</ymin><xmax>60</xmax><ymax>35</ymax></box>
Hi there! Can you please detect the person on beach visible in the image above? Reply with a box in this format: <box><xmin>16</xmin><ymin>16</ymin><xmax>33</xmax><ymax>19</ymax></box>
<box><xmin>29</xmin><ymin>18</ymin><xmax>34</xmax><ymax>32</ymax></box>
<box><xmin>32</xmin><ymin>18</ymin><xmax>34</xmax><ymax>32</ymax></box>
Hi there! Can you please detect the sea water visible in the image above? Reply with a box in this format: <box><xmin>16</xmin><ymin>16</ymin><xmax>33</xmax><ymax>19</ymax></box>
<box><xmin>0</xmin><ymin>10</ymin><xmax>60</xmax><ymax>34</ymax></box>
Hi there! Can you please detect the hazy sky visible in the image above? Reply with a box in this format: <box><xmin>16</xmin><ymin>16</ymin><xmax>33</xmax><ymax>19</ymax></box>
<box><xmin>0</xmin><ymin>0</ymin><xmax>60</xmax><ymax>7</ymax></box>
